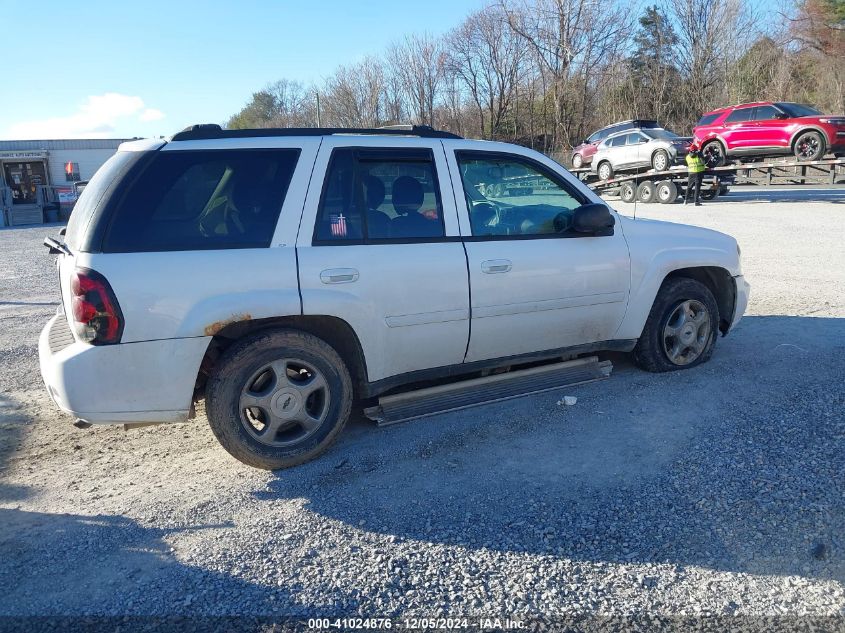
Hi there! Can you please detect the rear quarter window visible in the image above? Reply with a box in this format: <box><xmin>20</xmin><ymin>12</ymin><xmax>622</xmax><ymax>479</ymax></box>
<box><xmin>102</xmin><ymin>149</ymin><xmax>299</xmax><ymax>253</ymax></box>
<box><xmin>696</xmin><ymin>113</ymin><xmax>721</xmax><ymax>126</ymax></box>
<box><xmin>64</xmin><ymin>151</ymin><xmax>142</xmax><ymax>251</ymax></box>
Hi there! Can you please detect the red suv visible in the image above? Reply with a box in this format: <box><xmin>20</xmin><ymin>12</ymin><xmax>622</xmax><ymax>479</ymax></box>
<box><xmin>693</xmin><ymin>102</ymin><xmax>845</xmax><ymax>166</ymax></box>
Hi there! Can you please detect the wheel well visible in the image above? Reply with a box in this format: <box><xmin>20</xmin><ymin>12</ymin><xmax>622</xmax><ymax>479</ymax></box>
<box><xmin>665</xmin><ymin>267</ymin><xmax>735</xmax><ymax>335</ymax></box>
<box><xmin>702</xmin><ymin>138</ymin><xmax>725</xmax><ymax>152</ymax></box>
<box><xmin>194</xmin><ymin>315</ymin><xmax>369</xmax><ymax>400</ymax></box>
<box><xmin>791</xmin><ymin>127</ymin><xmax>829</xmax><ymax>150</ymax></box>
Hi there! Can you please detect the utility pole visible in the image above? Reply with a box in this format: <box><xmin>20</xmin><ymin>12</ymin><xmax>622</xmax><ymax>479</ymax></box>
<box><xmin>315</xmin><ymin>91</ymin><xmax>322</xmax><ymax>127</ymax></box>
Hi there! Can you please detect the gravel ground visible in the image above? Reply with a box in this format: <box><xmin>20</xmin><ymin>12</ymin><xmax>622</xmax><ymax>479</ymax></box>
<box><xmin>1</xmin><ymin>187</ymin><xmax>844</xmax><ymax>627</ymax></box>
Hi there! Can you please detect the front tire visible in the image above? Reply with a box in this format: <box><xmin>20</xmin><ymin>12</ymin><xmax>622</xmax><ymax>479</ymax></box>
<box><xmin>206</xmin><ymin>329</ymin><xmax>353</xmax><ymax>470</ymax></box>
<box><xmin>701</xmin><ymin>141</ymin><xmax>726</xmax><ymax>167</ymax></box>
<box><xmin>572</xmin><ymin>153</ymin><xmax>584</xmax><ymax>169</ymax></box>
<box><xmin>633</xmin><ymin>278</ymin><xmax>719</xmax><ymax>373</ymax></box>
<box><xmin>652</xmin><ymin>150</ymin><xmax>670</xmax><ymax>171</ymax></box>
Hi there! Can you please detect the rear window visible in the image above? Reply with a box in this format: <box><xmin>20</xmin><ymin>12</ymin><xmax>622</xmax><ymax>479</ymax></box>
<box><xmin>64</xmin><ymin>151</ymin><xmax>140</xmax><ymax>251</ymax></box>
<box><xmin>102</xmin><ymin>149</ymin><xmax>299</xmax><ymax>253</ymax></box>
<box><xmin>696</xmin><ymin>113</ymin><xmax>721</xmax><ymax>127</ymax></box>
<box><xmin>776</xmin><ymin>102</ymin><xmax>822</xmax><ymax>117</ymax></box>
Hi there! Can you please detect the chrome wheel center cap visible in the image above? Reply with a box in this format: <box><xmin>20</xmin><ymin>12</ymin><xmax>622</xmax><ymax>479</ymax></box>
<box><xmin>681</xmin><ymin>326</ymin><xmax>695</xmax><ymax>343</ymax></box>
<box><xmin>270</xmin><ymin>389</ymin><xmax>302</xmax><ymax>420</ymax></box>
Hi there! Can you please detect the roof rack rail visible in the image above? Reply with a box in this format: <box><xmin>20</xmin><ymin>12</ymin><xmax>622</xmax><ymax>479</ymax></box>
<box><xmin>170</xmin><ymin>124</ymin><xmax>462</xmax><ymax>142</ymax></box>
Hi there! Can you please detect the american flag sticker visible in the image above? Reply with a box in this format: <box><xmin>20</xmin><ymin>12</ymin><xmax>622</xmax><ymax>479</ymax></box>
<box><xmin>330</xmin><ymin>213</ymin><xmax>347</xmax><ymax>237</ymax></box>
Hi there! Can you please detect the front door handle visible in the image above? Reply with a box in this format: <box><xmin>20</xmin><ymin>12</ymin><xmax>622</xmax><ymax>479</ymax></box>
<box><xmin>320</xmin><ymin>268</ymin><xmax>359</xmax><ymax>284</ymax></box>
<box><xmin>481</xmin><ymin>259</ymin><xmax>512</xmax><ymax>274</ymax></box>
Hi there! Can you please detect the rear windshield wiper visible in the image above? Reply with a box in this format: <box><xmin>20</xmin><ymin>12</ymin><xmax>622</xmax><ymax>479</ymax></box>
<box><xmin>44</xmin><ymin>236</ymin><xmax>72</xmax><ymax>256</ymax></box>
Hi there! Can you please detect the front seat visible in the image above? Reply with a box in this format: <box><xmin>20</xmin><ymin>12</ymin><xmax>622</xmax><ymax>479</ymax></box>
<box><xmin>390</xmin><ymin>176</ymin><xmax>440</xmax><ymax>238</ymax></box>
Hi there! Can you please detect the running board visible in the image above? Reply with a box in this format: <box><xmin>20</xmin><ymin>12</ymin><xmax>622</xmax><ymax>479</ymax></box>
<box><xmin>364</xmin><ymin>356</ymin><xmax>612</xmax><ymax>427</ymax></box>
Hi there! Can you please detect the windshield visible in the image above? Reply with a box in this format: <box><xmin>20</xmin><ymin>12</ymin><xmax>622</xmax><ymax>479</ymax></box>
<box><xmin>642</xmin><ymin>128</ymin><xmax>681</xmax><ymax>140</ymax></box>
<box><xmin>776</xmin><ymin>103</ymin><xmax>821</xmax><ymax>117</ymax></box>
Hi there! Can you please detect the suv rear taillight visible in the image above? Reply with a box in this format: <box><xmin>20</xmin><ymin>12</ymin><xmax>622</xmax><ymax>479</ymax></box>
<box><xmin>70</xmin><ymin>269</ymin><xmax>124</xmax><ymax>345</ymax></box>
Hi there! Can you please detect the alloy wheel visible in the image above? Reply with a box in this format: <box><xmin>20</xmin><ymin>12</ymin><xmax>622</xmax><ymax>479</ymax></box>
<box><xmin>662</xmin><ymin>300</ymin><xmax>711</xmax><ymax>366</ymax></box>
<box><xmin>239</xmin><ymin>358</ymin><xmax>331</xmax><ymax>447</ymax></box>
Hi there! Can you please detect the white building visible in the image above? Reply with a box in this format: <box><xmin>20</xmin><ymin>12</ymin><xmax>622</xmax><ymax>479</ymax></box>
<box><xmin>0</xmin><ymin>138</ymin><xmax>128</xmax><ymax>226</ymax></box>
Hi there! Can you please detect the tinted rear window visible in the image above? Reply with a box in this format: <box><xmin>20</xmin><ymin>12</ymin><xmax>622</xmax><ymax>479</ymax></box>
<box><xmin>696</xmin><ymin>113</ymin><xmax>721</xmax><ymax>126</ymax></box>
<box><xmin>64</xmin><ymin>151</ymin><xmax>140</xmax><ymax>251</ymax></box>
<box><xmin>776</xmin><ymin>102</ymin><xmax>821</xmax><ymax>117</ymax></box>
<box><xmin>102</xmin><ymin>149</ymin><xmax>299</xmax><ymax>253</ymax></box>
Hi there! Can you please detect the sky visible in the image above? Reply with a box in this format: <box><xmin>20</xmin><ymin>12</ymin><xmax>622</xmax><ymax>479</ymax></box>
<box><xmin>0</xmin><ymin>0</ymin><xmax>487</xmax><ymax>140</ymax></box>
<box><xmin>0</xmin><ymin>0</ymin><xmax>779</xmax><ymax>141</ymax></box>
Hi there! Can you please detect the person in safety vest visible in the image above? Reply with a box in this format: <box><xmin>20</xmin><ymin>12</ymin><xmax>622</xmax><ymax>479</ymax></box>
<box><xmin>684</xmin><ymin>143</ymin><xmax>707</xmax><ymax>206</ymax></box>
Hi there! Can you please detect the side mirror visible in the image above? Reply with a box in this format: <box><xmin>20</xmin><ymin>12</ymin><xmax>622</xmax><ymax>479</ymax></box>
<box><xmin>572</xmin><ymin>203</ymin><xmax>615</xmax><ymax>236</ymax></box>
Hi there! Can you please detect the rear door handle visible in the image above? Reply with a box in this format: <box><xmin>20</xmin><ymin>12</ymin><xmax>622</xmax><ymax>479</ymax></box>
<box><xmin>320</xmin><ymin>268</ymin><xmax>359</xmax><ymax>284</ymax></box>
<box><xmin>481</xmin><ymin>259</ymin><xmax>512</xmax><ymax>274</ymax></box>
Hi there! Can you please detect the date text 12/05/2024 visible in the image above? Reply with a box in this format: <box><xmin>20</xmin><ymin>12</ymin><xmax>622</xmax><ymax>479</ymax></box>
<box><xmin>307</xmin><ymin>618</ymin><xmax>525</xmax><ymax>630</ymax></box>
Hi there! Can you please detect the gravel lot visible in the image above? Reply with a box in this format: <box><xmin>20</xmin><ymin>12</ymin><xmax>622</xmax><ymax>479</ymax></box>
<box><xmin>1</xmin><ymin>186</ymin><xmax>844</xmax><ymax>626</ymax></box>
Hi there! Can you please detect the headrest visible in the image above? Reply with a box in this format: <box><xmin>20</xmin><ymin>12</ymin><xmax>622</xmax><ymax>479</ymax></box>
<box><xmin>363</xmin><ymin>174</ymin><xmax>385</xmax><ymax>210</ymax></box>
<box><xmin>391</xmin><ymin>176</ymin><xmax>424</xmax><ymax>215</ymax></box>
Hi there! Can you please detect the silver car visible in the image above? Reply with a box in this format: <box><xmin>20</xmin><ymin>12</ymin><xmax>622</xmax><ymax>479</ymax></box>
<box><xmin>592</xmin><ymin>128</ymin><xmax>691</xmax><ymax>181</ymax></box>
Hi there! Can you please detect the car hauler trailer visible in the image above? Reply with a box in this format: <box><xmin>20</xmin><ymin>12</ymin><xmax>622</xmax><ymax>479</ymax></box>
<box><xmin>572</xmin><ymin>156</ymin><xmax>845</xmax><ymax>204</ymax></box>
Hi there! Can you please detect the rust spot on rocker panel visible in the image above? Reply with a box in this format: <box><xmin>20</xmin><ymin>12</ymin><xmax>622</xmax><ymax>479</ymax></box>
<box><xmin>204</xmin><ymin>313</ymin><xmax>251</xmax><ymax>336</ymax></box>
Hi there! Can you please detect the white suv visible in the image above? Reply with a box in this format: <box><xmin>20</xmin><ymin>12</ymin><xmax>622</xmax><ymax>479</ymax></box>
<box><xmin>39</xmin><ymin>124</ymin><xmax>749</xmax><ymax>469</ymax></box>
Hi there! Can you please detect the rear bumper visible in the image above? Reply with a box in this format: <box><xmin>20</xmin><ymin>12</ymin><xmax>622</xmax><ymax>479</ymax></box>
<box><xmin>730</xmin><ymin>275</ymin><xmax>750</xmax><ymax>332</ymax></box>
<box><xmin>39</xmin><ymin>314</ymin><xmax>210</xmax><ymax>425</ymax></box>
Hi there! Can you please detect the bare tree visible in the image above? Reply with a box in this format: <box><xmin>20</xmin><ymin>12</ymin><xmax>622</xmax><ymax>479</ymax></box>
<box><xmin>447</xmin><ymin>6</ymin><xmax>526</xmax><ymax>139</ymax></box>
<box><xmin>387</xmin><ymin>33</ymin><xmax>446</xmax><ymax>126</ymax></box>
<box><xmin>502</xmin><ymin>0</ymin><xmax>633</xmax><ymax>148</ymax></box>
<box><xmin>322</xmin><ymin>57</ymin><xmax>386</xmax><ymax>127</ymax></box>
<box><xmin>663</xmin><ymin>0</ymin><xmax>757</xmax><ymax>124</ymax></box>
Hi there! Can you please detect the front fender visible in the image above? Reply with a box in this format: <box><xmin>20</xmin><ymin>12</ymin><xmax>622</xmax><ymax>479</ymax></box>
<box><xmin>614</xmin><ymin>217</ymin><xmax>741</xmax><ymax>340</ymax></box>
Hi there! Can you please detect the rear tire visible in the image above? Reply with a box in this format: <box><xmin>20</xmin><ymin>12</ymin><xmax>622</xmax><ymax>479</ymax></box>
<box><xmin>206</xmin><ymin>329</ymin><xmax>353</xmax><ymax>470</ymax></box>
<box><xmin>633</xmin><ymin>278</ymin><xmax>719</xmax><ymax>373</ymax></box>
<box><xmin>619</xmin><ymin>181</ymin><xmax>636</xmax><ymax>203</ymax></box>
<box><xmin>701</xmin><ymin>187</ymin><xmax>719</xmax><ymax>201</ymax></box>
<box><xmin>597</xmin><ymin>161</ymin><xmax>614</xmax><ymax>181</ymax></box>
<box><xmin>636</xmin><ymin>180</ymin><xmax>657</xmax><ymax>203</ymax></box>
<box><xmin>656</xmin><ymin>180</ymin><xmax>678</xmax><ymax>204</ymax></box>
<box><xmin>572</xmin><ymin>153</ymin><xmax>584</xmax><ymax>169</ymax></box>
<box><xmin>793</xmin><ymin>130</ymin><xmax>825</xmax><ymax>161</ymax></box>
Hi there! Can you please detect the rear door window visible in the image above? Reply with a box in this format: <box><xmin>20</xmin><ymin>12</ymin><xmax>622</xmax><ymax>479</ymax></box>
<box><xmin>725</xmin><ymin>108</ymin><xmax>753</xmax><ymax>124</ymax></box>
<box><xmin>313</xmin><ymin>148</ymin><xmax>445</xmax><ymax>243</ymax></box>
<box><xmin>102</xmin><ymin>149</ymin><xmax>299</xmax><ymax>252</ymax></box>
<box><xmin>608</xmin><ymin>135</ymin><xmax>627</xmax><ymax>147</ymax></box>
<box><xmin>753</xmin><ymin>105</ymin><xmax>779</xmax><ymax>120</ymax></box>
